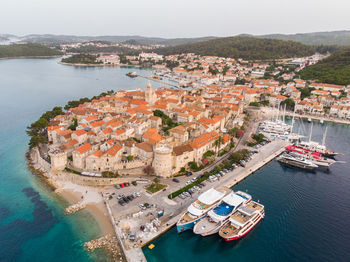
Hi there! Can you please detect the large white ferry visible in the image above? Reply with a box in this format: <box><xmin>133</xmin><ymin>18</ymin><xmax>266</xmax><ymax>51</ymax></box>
<box><xmin>193</xmin><ymin>191</ymin><xmax>251</xmax><ymax>236</ymax></box>
<box><xmin>219</xmin><ymin>200</ymin><xmax>265</xmax><ymax>241</ymax></box>
<box><xmin>176</xmin><ymin>187</ymin><xmax>231</xmax><ymax>233</ymax></box>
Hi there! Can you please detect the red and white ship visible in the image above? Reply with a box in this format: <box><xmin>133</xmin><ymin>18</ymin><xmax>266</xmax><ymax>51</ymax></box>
<box><xmin>285</xmin><ymin>145</ymin><xmax>335</xmax><ymax>167</ymax></box>
<box><xmin>219</xmin><ymin>200</ymin><xmax>264</xmax><ymax>241</ymax></box>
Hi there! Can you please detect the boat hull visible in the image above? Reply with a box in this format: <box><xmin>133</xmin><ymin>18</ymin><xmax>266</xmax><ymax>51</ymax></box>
<box><xmin>177</xmin><ymin>216</ymin><xmax>204</xmax><ymax>233</ymax></box>
<box><xmin>223</xmin><ymin>216</ymin><xmax>263</xmax><ymax>241</ymax></box>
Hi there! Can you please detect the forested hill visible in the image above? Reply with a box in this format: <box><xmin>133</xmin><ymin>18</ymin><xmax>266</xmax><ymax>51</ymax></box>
<box><xmin>299</xmin><ymin>47</ymin><xmax>350</xmax><ymax>85</ymax></box>
<box><xmin>154</xmin><ymin>36</ymin><xmax>335</xmax><ymax>60</ymax></box>
<box><xmin>0</xmin><ymin>43</ymin><xmax>62</xmax><ymax>58</ymax></box>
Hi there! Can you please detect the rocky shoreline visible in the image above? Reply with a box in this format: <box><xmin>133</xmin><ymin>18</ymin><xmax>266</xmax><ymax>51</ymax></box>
<box><xmin>26</xmin><ymin>148</ymin><xmax>124</xmax><ymax>261</ymax></box>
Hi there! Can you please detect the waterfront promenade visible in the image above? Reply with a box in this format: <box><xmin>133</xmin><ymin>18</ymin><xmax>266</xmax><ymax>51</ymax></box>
<box><xmin>105</xmin><ymin>139</ymin><xmax>289</xmax><ymax>262</ymax></box>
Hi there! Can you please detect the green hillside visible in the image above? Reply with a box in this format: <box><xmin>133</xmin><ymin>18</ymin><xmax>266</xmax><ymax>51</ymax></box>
<box><xmin>299</xmin><ymin>47</ymin><xmax>350</xmax><ymax>85</ymax></box>
<box><xmin>0</xmin><ymin>43</ymin><xmax>62</xmax><ymax>58</ymax></box>
<box><xmin>257</xmin><ymin>30</ymin><xmax>350</xmax><ymax>46</ymax></box>
<box><xmin>154</xmin><ymin>36</ymin><xmax>332</xmax><ymax>60</ymax></box>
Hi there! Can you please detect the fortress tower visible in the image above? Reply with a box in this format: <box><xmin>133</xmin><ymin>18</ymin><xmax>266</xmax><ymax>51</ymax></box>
<box><xmin>145</xmin><ymin>81</ymin><xmax>157</xmax><ymax>105</ymax></box>
<box><xmin>49</xmin><ymin>149</ymin><xmax>67</xmax><ymax>172</ymax></box>
<box><xmin>152</xmin><ymin>144</ymin><xmax>173</xmax><ymax>178</ymax></box>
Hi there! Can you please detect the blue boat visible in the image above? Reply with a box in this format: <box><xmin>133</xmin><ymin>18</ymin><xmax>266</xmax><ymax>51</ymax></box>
<box><xmin>176</xmin><ymin>187</ymin><xmax>230</xmax><ymax>233</ymax></box>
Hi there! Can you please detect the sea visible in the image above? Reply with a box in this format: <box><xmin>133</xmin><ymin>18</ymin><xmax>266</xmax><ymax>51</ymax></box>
<box><xmin>0</xmin><ymin>58</ymin><xmax>158</xmax><ymax>262</ymax></box>
<box><xmin>1</xmin><ymin>58</ymin><xmax>350</xmax><ymax>262</ymax></box>
<box><xmin>143</xmin><ymin>120</ymin><xmax>350</xmax><ymax>262</ymax></box>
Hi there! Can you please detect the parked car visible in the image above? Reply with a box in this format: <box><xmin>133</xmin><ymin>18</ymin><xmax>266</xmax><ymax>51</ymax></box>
<box><xmin>118</xmin><ymin>200</ymin><xmax>126</xmax><ymax>206</ymax></box>
<box><xmin>185</xmin><ymin>181</ymin><xmax>191</xmax><ymax>185</ymax></box>
<box><xmin>183</xmin><ymin>192</ymin><xmax>190</xmax><ymax>197</ymax></box>
<box><xmin>124</xmin><ymin>182</ymin><xmax>130</xmax><ymax>187</ymax></box>
<box><xmin>131</xmin><ymin>181</ymin><xmax>137</xmax><ymax>186</ymax></box>
<box><xmin>178</xmin><ymin>193</ymin><xmax>185</xmax><ymax>199</ymax></box>
<box><xmin>120</xmin><ymin>183</ymin><xmax>124</xmax><ymax>188</ymax></box>
<box><xmin>172</xmin><ymin>178</ymin><xmax>180</xmax><ymax>183</ymax></box>
<box><xmin>122</xmin><ymin>197</ymin><xmax>129</xmax><ymax>203</ymax></box>
<box><xmin>114</xmin><ymin>184</ymin><xmax>121</xmax><ymax>189</ymax></box>
<box><xmin>185</xmin><ymin>172</ymin><xmax>193</xmax><ymax>177</ymax></box>
<box><xmin>239</xmin><ymin>160</ymin><xmax>246</xmax><ymax>167</ymax></box>
<box><xmin>194</xmin><ymin>186</ymin><xmax>200</xmax><ymax>191</ymax></box>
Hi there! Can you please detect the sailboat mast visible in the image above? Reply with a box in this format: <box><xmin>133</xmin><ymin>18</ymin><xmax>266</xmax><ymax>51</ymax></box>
<box><xmin>309</xmin><ymin>122</ymin><xmax>313</xmax><ymax>142</ymax></box>
<box><xmin>322</xmin><ymin>126</ymin><xmax>328</xmax><ymax>146</ymax></box>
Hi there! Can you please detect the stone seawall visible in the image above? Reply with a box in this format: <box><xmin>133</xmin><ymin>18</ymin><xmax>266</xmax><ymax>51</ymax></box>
<box><xmin>55</xmin><ymin>171</ymin><xmax>149</xmax><ymax>187</ymax></box>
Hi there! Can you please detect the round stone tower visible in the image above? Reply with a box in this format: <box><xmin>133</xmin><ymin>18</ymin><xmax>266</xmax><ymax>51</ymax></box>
<box><xmin>152</xmin><ymin>144</ymin><xmax>173</xmax><ymax>178</ymax></box>
<box><xmin>49</xmin><ymin>149</ymin><xmax>67</xmax><ymax>172</ymax></box>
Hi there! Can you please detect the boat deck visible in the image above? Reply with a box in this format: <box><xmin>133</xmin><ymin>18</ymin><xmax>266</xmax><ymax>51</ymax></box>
<box><xmin>192</xmin><ymin>200</ymin><xmax>211</xmax><ymax>210</ymax></box>
<box><xmin>219</xmin><ymin>223</ymin><xmax>239</xmax><ymax>237</ymax></box>
<box><xmin>179</xmin><ymin>212</ymin><xmax>196</xmax><ymax>224</ymax></box>
<box><xmin>230</xmin><ymin>211</ymin><xmax>251</xmax><ymax>225</ymax></box>
<box><xmin>193</xmin><ymin>217</ymin><xmax>220</xmax><ymax>235</ymax></box>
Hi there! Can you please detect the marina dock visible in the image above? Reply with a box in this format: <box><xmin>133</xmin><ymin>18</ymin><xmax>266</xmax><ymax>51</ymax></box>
<box><xmin>107</xmin><ymin>139</ymin><xmax>289</xmax><ymax>262</ymax></box>
<box><xmin>136</xmin><ymin>74</ymin><xmax>180</xmax><ymax>88</ymax></box>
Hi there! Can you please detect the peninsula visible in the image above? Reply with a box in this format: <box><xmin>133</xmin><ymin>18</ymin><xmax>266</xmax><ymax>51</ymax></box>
<box><xmin>0</xmin><ymin>43</ymin><xmax>62</xmax><ymax>59</ymax></box>
<box><xmin>27</xmin><ymin>49</ymin><xmax>350</xmax><ymax>261</ymax></box>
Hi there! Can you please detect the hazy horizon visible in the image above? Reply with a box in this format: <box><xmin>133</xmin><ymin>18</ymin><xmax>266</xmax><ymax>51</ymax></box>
<box><xmin>1</xmin><ymin>0</ymin><xmax>350</xmax><ymax>38</ymax></box>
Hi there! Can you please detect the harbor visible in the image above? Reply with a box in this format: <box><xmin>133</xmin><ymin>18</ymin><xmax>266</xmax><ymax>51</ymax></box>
<box><xmin>143</xmin><ymin>119</ymin><xmax>350</xmax><ymax>262</ymax></box>
<box><xmin>104</xmin><ymin>138</ymin><xmax>289</xmax><ymax>262</ymax></box>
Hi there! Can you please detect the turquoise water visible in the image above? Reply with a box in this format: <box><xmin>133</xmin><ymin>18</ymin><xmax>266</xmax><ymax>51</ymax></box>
<box><xmin>144</xmin><ymin>121</ymin><xmax>350</xmax><ymax>262</ymax></box>
<box><xmin>0</xmin><ymin>58</ymin><xmax>156</xmax><ymax>262</ymax></box>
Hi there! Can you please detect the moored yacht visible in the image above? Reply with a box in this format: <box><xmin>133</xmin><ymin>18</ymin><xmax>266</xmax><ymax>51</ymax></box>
<box><xmin>193</xmin><ymin>191</ymin><xmax>251</xmax><ymax>236</ymax></box>
<box><xmin>219</xmin><ymin>200</ymin><xmax>265</xmax><ymax>241</ymax></box>
<box><xmin>277</xmin><ymin>153</ymin><xmax>318</xmax><ymax>170</ymax></box>
<box><xmin>176</xmin><ymin>187</ymin><xmax>231</xmax><ymax>233</ymax></box>
<box><xmin>285</xmin><ymin>145</ymin><xmax>335</xmax><ymax>167</ymax></box>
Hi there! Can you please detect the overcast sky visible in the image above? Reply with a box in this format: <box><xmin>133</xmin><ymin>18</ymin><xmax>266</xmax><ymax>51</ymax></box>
<box><xmin>1</xmin><ymin>0</ymin><xmax>349</xmax><ymax>37</ymax></box>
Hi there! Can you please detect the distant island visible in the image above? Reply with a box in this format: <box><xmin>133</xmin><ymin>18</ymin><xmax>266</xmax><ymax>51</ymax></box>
<box><xmin>3</xmin><ymin>30</ymin><xmax>350</xmax><ymax>46</ymax></box>
<box><xmin>0</xmin><ymin>43</ymin><xmax>62</xmax><ymax>59</ymax></box>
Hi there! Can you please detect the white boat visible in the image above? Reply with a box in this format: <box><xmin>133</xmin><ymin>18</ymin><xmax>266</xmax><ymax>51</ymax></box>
<box><xmin>193</xmin><ymin>191</ymin><xmax>251</xmax><ymax>236</ymax></box>
<box><xmin>277</xmin><ymin>153</ymin><xmax>318</xmax><ymax>170</ymax></box>
<box><xmin>297</xmin><ymin>126</ymin><xmax>339</xmax><ymax>158</ymax></box>
<box><xmin>308</xmin><ymin>118</ymin><xmax>312</xmax><ymax>122</ymax></box>
<box><xmin>176</xmin><ymin>187</ymin><xmax>231</xmax><ymax>233</ymax></box>
<box><xmin>219</xmin><ymin>200</ymin><xmax>265</xmax><ymax>241</ymax></box>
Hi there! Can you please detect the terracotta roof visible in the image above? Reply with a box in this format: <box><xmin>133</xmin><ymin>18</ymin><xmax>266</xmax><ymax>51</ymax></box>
<box><xmin>106</xmin><ymin>144</ymin><xmax>122</xmax><ymax>156</ymax></box>
<box><xmin>189</xmin><ymin>131</ymin><xmax>219</xmax><ymax>149</ymax></box>
<box><xmin>75</xmin><ymin>143</ymin><xmax>91</xmax><ymax>154</ymax></box>
<box><xmin>93</xmin><ymin>150</ymin><xmax>104</xmax><ymax>158</ymax></box>
<box><xmin>74</xmin><ymin>129</ymin><xmax>87</xmax><ymax>136</ymax></box>
<box><xmin>136</xmin><ymin>142</ymin><xmax>153</xmax><ymax>152</ymax></box>
<box><xmin>173</xmin><ymin>144</ymin><xmax>193</xmax><ymax>156</ymax></box>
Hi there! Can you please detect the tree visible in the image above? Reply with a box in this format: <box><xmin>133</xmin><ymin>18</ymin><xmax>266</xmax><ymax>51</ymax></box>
<box><xmin>126</xmin><ymin>155</ymin><xmax>134</xmax><ymax>161</ymax></box>
<box><xmin>228</xmin><ymin>127</ymin><xmax>239</xmax><ymax>138</ymax></box>
<box><xmin>249</xmin><ymin>102</ymin><xmax>259</xmax><ymax>107</ymax></box>
<box><xmin>214</xmin><ymin>136</ymin><xmax>224</xmax><ymax>155</ymax></box>
<box><xmin>143</xmin><ymin>165</ymin><xmax>154</xmax><ymax>175</ymax></box>
<box><xmin>153</xmin><ymin>177</ymin><xmax>160</xmax><ymax>184</ymax></box>
<box><xmin>280</xmin><ymin>98</ymin><xmax>295</xmax><ymax>111</ymax></box>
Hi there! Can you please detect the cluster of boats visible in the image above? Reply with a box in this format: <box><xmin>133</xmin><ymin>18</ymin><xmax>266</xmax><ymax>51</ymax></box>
<box><xmin>176</xmin><ymin>187</ymin><xmax>264</xmax><ymax>241</ymax></box>
<box><xmin>277</xmin><ymin>125</ymin><xmax>339</xmax><ymax>170</ymax></box>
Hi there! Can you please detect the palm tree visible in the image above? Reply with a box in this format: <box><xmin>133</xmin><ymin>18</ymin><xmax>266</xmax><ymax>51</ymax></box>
<box><xmin>214</xmin><ymin>136</ymin><xmax>224</xmax><ymax>155</ymax></box>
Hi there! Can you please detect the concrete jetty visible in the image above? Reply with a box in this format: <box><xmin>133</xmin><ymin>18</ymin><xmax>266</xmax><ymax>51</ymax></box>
<box><xmin>108</xmin><ymin>139</ymin><xmax>288</xmax><ymax>262</ymax></box>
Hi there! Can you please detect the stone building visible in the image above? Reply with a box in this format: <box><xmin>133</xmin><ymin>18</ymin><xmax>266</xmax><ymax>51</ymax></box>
<box><xmin>152</xmin><ymin>143</ymin><xmax>173</xmax><ymax>177</ymax></box>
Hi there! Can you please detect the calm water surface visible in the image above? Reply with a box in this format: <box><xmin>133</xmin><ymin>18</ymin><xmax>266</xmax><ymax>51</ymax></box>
<box><xmin>144</xmin><ymin>121</ymin><xmax>350</xmax><ymax>262</ymax></box>
<box><xmin>0</xmin><ymin>58</ymin><xmax>156</xmax><ymax>262</ymax></box>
